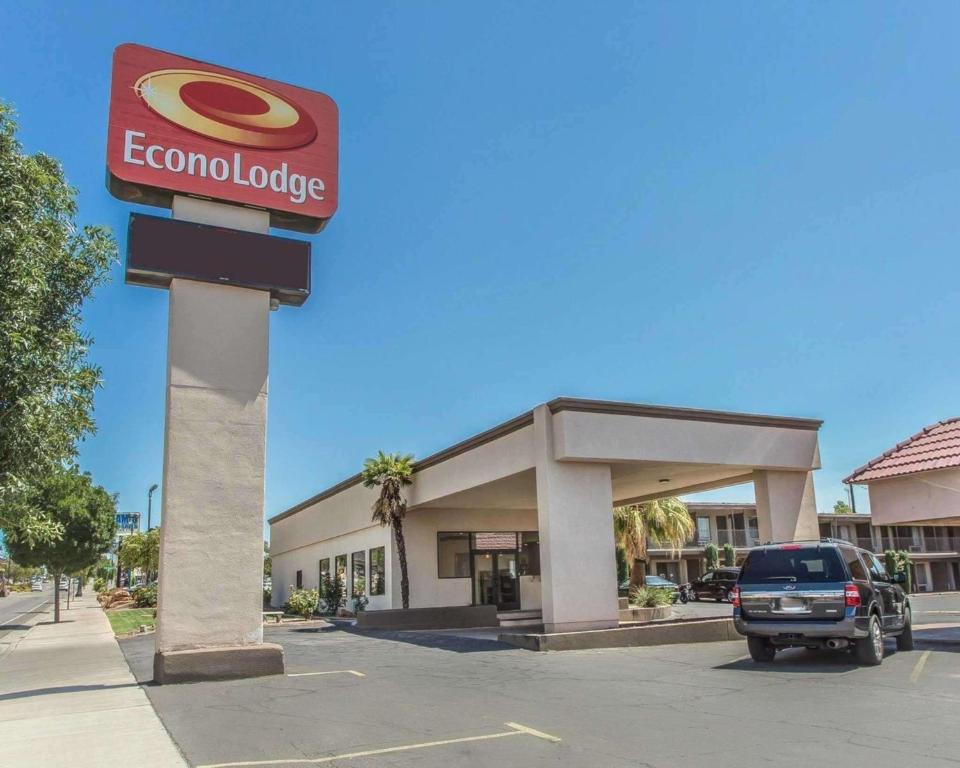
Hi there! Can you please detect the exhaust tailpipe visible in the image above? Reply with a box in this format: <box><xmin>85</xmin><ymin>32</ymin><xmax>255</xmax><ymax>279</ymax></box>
<box><xmin>825</xmin><ymin>638</ymin><xmax>849</xmax><ymax>650</ymax></box>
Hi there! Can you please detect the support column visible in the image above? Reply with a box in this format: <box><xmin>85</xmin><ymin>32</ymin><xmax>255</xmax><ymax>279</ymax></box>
<box><xmin>154</xmin><ymin>199</ymin><xmax>283</xmax><ymax>683</ymax></box>
<box><xmin>533</xmin><ymin>405</ymin><xmax>618</xmax><ymax>633</ymax></box>
<box><xmin>753</xmin><ymin>470</ymin><xmax>819</xmax><ymax>544</ymax></box>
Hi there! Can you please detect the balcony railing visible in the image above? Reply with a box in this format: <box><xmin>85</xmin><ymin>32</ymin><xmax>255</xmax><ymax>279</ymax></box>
<box><xmin>647</xmin><ymin>530</ymin><xmax>759</xmax><ymax>551</ymax></box>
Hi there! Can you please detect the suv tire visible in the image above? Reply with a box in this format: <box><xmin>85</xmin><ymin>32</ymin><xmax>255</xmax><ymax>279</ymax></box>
<box><xmin>855</xmin><ymin>614</ymin><xmax>884</xmax><ymax>666</ymax></box>
<box><xmin>747</xmin><ymin>636</ymin><xmax>776</xmax><ymax>662</ymax></box>
<box><xmin>896</xmin><ymin>607</ymin><xmax>914</xmax><ymax>651</ymax></box>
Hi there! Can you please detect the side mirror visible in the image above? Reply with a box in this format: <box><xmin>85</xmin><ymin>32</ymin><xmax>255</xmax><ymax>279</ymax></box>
<box><xmin>890</xmin><ymin>572</ymin><xmax>906</xmax><ymax>584</ymax></box>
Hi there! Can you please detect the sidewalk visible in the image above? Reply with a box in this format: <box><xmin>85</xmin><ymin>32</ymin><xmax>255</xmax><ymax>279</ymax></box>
<box><xmin>0</xmin><ymin>590</ymin><xmax>187</xmax><ymax>767</ymax></box>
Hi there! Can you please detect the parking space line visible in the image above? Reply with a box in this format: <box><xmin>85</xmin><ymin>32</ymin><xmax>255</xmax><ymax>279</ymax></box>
<box><xmin>287</xmin><ymin>670</ymin><xmax>365</xmax><ymax>678</ymax></box>
<box><xmin>195</xmin><ymin>722</ymin><xmax>560</xmax><ymax>767</ymax></box>
<box><xmin>910</xmin><ymin>650</ymin><xmax>931</xmax><ymax>684</ymax></box>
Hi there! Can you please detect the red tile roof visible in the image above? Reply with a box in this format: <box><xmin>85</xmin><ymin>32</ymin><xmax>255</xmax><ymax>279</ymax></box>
<box><xmin>845</xmin><ymin>418</ymin><xmax>960</xmax><ymax>484</ymax></box>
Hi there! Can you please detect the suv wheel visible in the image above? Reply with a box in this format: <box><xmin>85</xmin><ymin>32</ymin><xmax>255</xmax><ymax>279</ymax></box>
<box><xmin>747</xmin><ymin>636</ymin><xmax>776</xmax><ymax>662</ymax></box>
<box><xmin>855</xmin><ymin>614</ymin><xmax>884</xmax><ymax>666</ymax></box>
<box><xmin>896</xmin><ymin>607</ymin><xmax>914</xmax><ymax>651</ymax></box>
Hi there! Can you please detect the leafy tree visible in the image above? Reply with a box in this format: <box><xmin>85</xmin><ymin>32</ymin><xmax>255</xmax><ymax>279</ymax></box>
<box><xmin>263</xmin><ymin>541</ymin><xmax>271</xmax><ymax>578</ymax></box>
<box><xmin>119</xmin><ymin>528</ymin><xmax>159</xmax><ymax>577</ymax></box>
<box><xmin>0</xmin><ymin>103</ymin><xmax>116</xmax><ymax>545</ymax></box>
<box><xmin>5</xmin><ymin>468</ymin><xmax>116</xmax><ymax>622</ymax></box>
<box><xmin>833</xmin><ymin>500</ymin><xmax>854</xmax><ymax>514</ymax></box>
<box><xmin>614</xmin><ymin>498</ymin><xmax>694</xmax><ymax>588</ymax></box>
<box><xmin>362</xmin><ymin>451</ymin><xmax>414</xmax><ymax>609</ymax></box>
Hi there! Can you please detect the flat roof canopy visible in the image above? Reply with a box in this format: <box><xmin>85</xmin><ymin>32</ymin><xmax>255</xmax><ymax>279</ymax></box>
<box><xmin>271</xmin><ymin>398</ymin><xmax>821</xmax><ymax>524</ymax></box>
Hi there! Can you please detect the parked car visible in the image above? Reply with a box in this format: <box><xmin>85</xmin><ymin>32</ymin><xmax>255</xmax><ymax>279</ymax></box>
<box><xmin>618</xmin><ymin>575</ymin><xmax>681</xmax><ymax>602</ymax></box>
<box><xmin>732</xmin><ymin>541</ymin><xmax>912</xmax><ymax>665</ymax></box>
<box><xmin>31</xmin><ymin>580</ymin><xmax>43</xmax><ymax>592</ymax></box>
<box><xmin>59</xmin><ymin>577</ymin><xmax>68</xmax><ymax>591</ymax></box>
<box><xmin>689</xmin><ymin>568</ymin><xmax>740</xmax><ymax>602</ymax></box>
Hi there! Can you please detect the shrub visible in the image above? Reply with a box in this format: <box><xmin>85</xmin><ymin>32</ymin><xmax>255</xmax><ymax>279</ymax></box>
<box><xmin>93</xmin><ymin>577</ymin><xmax>106</xmax><ymax>593</ymax></box>
<box><xmin>629</xmin><ymin>585</ymin><xmax>674</xmax><ymax>608</ymax></box>
<box><xmin>704</xmin><ymin>543</ymin><xmax>719</xmax><ymax>570</ymax></box>
<box><xmin>320</xmin><ymin>574</ymin><xmax>345</xmax><ymax>615</ymax></box>
<box><xmin>723</xmin><ymin>543</ymin><xmax>735</xmax><ymax>567</ymax></box>
<box><xmin>285</xmin><ymin>588</ymin><xmax>320</xmax><ymax>618</ymax></box>
<box><xmin>131</xmin><ymin>584</ymin><xmax>157</xmax><ymax>608</ymax></box>
<box><xmin>885</xmin><ymin>549</ymin><xmax>913</xmax><ymax>592</ymax></box>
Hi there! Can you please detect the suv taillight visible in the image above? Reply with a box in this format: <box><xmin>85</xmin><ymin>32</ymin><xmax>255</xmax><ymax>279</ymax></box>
<box><xmin>730</xmin><ymin>586</ymin><xmax>741</xmax><ymax>607</ymax></box>
<box><xmin>844</xmin><ymin>583</ymin><xmax>861</xmax><ymax>607</ymax></box>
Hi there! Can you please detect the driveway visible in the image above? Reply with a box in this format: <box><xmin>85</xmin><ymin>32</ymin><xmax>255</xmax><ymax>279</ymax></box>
<box><xmin>120</xmin><ymin>592</ymin><xmax>960</xmax><ymax>767</ymax></box>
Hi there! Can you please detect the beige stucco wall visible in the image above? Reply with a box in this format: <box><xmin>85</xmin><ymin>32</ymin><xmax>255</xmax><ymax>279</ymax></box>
<box><xmin>867</xmin><ymin>467</ymin><xmax>960</xmax><ymax>525</ymax></box>
<box><xmin>157</xmin><ymin>277</ymin><xmax>269</xmax><ymax>654</ymax></box>
<box><xmin>272</xmin><ymin>524</ymin><xmax>392</xmax><ymax>611</ymax></box>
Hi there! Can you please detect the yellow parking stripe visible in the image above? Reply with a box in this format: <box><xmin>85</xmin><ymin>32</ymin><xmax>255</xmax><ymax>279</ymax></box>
<box><xmin>910</xmin><ymin>651</ymin><xmax>931</xmax><ymax>684</ymax></box>
<box><xmin>196</xmin><ymin>722</ymin><xmax>560</xmax><ymax>767</ymax></box>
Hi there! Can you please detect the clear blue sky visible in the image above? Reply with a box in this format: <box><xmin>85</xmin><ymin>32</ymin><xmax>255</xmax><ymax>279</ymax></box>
<box><xmin>2</xmin><ymin>3</ymin><xmax>958</xmax><ymax>535</ymax></box>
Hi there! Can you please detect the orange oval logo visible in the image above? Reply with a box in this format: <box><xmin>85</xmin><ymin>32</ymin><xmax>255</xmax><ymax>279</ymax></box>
<box><xmin>135</xmin><ymin>69</ymin><xmax>317</xmax><ymax>149</ymax></box>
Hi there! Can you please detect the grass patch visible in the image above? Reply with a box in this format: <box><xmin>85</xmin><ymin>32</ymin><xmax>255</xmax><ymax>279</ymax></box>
<box><xmin>106</xmin><ymin>608</ymin><xmax>155</xmax><ymax>635</ymax></box>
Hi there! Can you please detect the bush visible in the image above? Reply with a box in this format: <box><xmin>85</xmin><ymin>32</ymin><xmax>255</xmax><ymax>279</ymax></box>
<box><xmin>131</xmin><ymin>584</ymin><xmax>157</xmax><ymax>608</ymax></box>
<box><xmin>629</xmin><ymin>586</ymin><xmax>674</xmax><ymax>608</ymax></box>
<box><xmin>320</xmin><ymin>574</ymin><xmax>345</xmax><ymax>615</ymax></box>
<box><xmin>285</xmin><ymin>588</ymin><xmax>319</xmax><ymax>618</ymax></box>
<box><xmin>704</xmin><ymin>543</ymin><xmax>719</xmax><ymax>570</ymax></box>
<box><xmin>93</xmin><ymin>577</ymin><xmax>106</xmax><ymax>593</ymax></box>
<box><xmin>723</xmin><ymin>543</ymin><xmax>735</xmax><ymax>567</ymax></box>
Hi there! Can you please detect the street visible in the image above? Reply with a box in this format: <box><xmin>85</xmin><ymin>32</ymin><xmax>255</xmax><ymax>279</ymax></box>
<box><xmin>120</xmin><ymin>592</ymin><xmax>960</xmax><ymax>768</ymax></box>
<box><xmin>0</xmin><ymin>584</ymin><xmax>50</xmax><ymax>640</ymax></box>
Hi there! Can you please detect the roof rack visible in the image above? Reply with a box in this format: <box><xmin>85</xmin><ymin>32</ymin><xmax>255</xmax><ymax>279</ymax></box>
<box><xmin>756</xmin><ymin>538</ymin><xmax>846</xmax><ymax>547</ymax></box>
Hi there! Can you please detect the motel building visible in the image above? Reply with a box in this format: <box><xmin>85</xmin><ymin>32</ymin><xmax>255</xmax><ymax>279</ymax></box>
<box><xmin>645</xmin><ymin>504</ymin><xmax>960</xmax><ymax>593</ymax></box>
<box><xmin>270</xmin><ymin>398</ymin><xmax>822</xmax><ymax>631</ymax></box>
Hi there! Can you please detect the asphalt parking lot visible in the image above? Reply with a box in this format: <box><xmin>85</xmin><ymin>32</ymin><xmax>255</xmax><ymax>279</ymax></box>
<box><xmin>121</xmin><ymin>592</ymin><xmax>960</xmax><ymax>768</ymax></box>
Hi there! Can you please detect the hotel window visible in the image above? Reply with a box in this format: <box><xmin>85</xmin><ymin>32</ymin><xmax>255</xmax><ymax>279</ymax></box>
<box><xmin>295</xmin><ymin>570</ymin><xmax>303</xmax><ymax>589</ymax></box>
<box><xmin>696</xmin><ymin>517</ymin><xmax>711</xmax><ymax>545</ymax></box>
<box><xmin>351</xmin><ymin>550</ymin><xmax>366</xmax><ymax>597</ymax></box>
<box><xmin>437</xmin><ymin>532</ymin><xmax>471</xmax><ymax>578</ymax></box>
<box><xmin>335</xmin><ymin>554</ymin><xmax>347</xmax><ymax>592</ymax></box>
<box><xmin>318</xmin><ymin>558</ymin><xmax>330</xmax><ymax>597</ymax></box>
<box><xmin>519</xmin><ymin>532</ymin><xmax>540</xmax><ymax>576</ymax></box>
<box><xmin>369</xmin><ymin>547</ymin><xmax>385</xmax><ymax>596</ymax></box>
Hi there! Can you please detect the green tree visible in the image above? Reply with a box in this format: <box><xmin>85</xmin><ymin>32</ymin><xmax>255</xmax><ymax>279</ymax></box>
<box><xmin>119</xmin><ymin>528</ymin><xmax>159</xmax><ymax>578</ymax></box>
<box><xmin>613</xmin><ymin>498</ymin><xmax>694</xmax><ymax>588</ymax></box>
<box><xmin>362</xmin><ymin>451</ymin><xmax>414</xmax><ymax>609</ymax></box>
<box><xmin>0</xmin><ymin>103</ymin><xmax>116</xmax><ymax>546</ymax></box>
<box><xmin>263</xmin><ymin>541</ymin><xmax>271</xmax><ymax>578</ymax></box>
<box><xmin>5</xmin><ymin>468</ymin><xmax>116</xmax><ymax>622</ymax></box>
<box><xmin>833</xmin><ymin>500</ymin><xmax>854</xmax><ymax>514</ymax></box>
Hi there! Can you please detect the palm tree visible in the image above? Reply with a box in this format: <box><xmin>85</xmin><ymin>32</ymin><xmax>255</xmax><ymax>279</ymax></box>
<box><xmin>362</xmin><ymin>451</ymin><xmax>415</xmax><ymax>609</ymax></box>
<box><xmin>613</xmin><ymin>497</ymin><xmax>694</xmax><ymax>587</ymax></box>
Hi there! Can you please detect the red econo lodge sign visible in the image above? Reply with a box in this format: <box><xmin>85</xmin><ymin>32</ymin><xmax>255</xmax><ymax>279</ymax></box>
<box><xmin>107</xmin><ymin>43</ymin><xmax>338</xmax><ymax>232</ymax></box>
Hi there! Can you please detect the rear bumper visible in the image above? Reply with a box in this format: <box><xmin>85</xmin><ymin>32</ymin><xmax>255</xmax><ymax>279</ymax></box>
<box><xmin>734</xmin><ymin>615</ymin><xmax>868</xmax><ymax>640</ymax></box>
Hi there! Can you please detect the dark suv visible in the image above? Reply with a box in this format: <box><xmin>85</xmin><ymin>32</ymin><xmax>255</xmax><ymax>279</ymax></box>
<box><xmin>690</xmin><ymin>568</ymin><xmax>740</xmax><ymax>602</ymax></box>
<box><xmin>732</xmin><ymin>541</ymin><xmax>912</xmax><ymax>665</ymax></box>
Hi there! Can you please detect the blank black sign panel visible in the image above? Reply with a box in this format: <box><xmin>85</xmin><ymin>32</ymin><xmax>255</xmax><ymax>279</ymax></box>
<box><xmin>125</xmin><ymin>213</ymin><xmax>311</xmax><ymax>306</ymax></box>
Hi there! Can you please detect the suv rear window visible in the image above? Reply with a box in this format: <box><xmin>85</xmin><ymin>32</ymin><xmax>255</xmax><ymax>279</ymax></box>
<box><xmin>739</xmin><ymin>547</ymin><xmax>846</xmax><ymax>584</ymax></box>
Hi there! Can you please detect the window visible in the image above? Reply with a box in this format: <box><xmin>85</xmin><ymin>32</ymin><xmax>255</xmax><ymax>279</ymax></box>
<box><xmin>351</xmin><ymin>551</ymin><xmax>366</xmax><ymax>597</ymax></box>
<box><xmin>369</xmin><ymin>547</ymin><xmax>385</xmax><ymax>596</ymax></box>
<box><xmin>335</xmin><ymin>554</ymin><xmax>347</xmax><ymax>591</ymax></box>
<box><xmin>319</xmin><ymin>558</ymin><xmax>330</xmax><ymax>596</ymax></box>
<box><xmin>519</xmin><ymin>532</ymin><xmax>540</xmax><ymax>576</ymax></box>
<box><xmin>295</xmin><ymin>569</ymin><xmax>303</xmax><ymax>589</ymax></box>
<box><xmin>438</xmin><ymin>532</ymin><xmax>471</xmax><ymax>578</ymax></box>
<box><xmin>865</xmin><ymin>553</ymin><xmax>889</xmax><ymax>582</ymax></box>
<box><xmin>696</xmin><ymin>517</ymin><xmax>711</xmax><ymax>544</ymax></box>
<box><xmin>841</xmin><ymin>548</ymin><xmax>868</xmax><ymax>581</ymax></box>
<box><xmin>739</xmin><ymin>547</ymin><xmax>845</xmax><ymax>584</ymax></box>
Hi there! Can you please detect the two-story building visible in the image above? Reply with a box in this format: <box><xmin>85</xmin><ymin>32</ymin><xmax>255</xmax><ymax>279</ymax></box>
<box><xmin>646</xmin><ymin>502</ymin><xmax>960</xmax><ymax>592</ymax></box>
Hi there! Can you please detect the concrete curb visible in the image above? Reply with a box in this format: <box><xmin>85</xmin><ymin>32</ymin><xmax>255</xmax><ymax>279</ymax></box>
<box><xmin>499</xmin><ymin>617</ymin><xmax>741</xmax><ymax>651</ymax></box>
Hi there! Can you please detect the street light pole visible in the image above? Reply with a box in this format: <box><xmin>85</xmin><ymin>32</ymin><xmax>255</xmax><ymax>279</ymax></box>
<box><xmin>147</xmin><ymin>483</ymin><xmax>159</xmax><ymax>530</ymax></box>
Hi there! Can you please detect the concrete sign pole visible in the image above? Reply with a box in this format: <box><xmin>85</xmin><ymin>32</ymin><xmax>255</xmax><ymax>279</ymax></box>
<box><xmin>153</xmin><ymin>197</ymin><xmax>283</xmax><ymax>683</ymax></box>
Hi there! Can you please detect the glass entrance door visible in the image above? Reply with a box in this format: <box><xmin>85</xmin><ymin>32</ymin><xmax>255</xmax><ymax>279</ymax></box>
<box><xmin>473</xmin><ymin>550</ymin><xmax>520</xmax><ymax>610</ymax></box>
